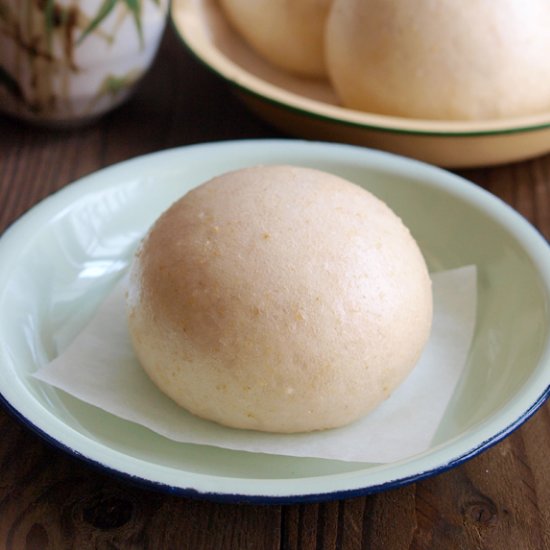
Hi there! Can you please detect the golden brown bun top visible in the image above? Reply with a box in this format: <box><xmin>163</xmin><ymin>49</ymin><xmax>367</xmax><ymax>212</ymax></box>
<box><xmin>127</xmin><ymin>165</ymin><xmax>433</xmax><ymax>432</ymax></box>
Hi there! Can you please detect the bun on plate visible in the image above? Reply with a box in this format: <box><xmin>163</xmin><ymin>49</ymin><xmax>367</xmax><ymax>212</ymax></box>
<box><xmin>127</xmin><ymin>165</ymin><xmax>432</xmax><ymax>433</ymax></box>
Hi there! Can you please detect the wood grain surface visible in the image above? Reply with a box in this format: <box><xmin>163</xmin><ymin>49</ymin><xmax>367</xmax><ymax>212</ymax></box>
<box><xmin>1</xmin><ymin>27</ymin><xmax>550</xmax><ymax>550</ymax></box>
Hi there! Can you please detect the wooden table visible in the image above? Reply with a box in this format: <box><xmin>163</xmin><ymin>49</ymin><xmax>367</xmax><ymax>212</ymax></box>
<box><xmin>1</xmin><ymin>26</ymin><xmax>550</xmax><ymax>550</ymax></box>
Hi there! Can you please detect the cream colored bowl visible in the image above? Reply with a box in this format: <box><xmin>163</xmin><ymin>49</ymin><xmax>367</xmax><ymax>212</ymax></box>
<box><xmin>171</xmin><ymin>0</ymin><xmax>550</xmax><ymax>168</ymax></box>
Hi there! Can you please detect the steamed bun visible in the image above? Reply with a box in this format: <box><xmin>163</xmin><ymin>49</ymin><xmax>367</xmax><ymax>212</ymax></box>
<box><xmin>326</xmin><ymin>0</ymin><xmax>550</xmax><ymax>120</ymax></box>
<box><xmin>219</xmin><ymin>0</ymin><xmax>332</xmax><ymax>77</ymax></box>
<box><xmin>126</xmin><ymin>165</ymin><xmax>432</xmax><ymax>433</ymax></box>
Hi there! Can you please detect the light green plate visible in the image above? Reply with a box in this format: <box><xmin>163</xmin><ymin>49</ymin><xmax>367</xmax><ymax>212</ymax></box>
<box><xmin>0</xmin><ymin>140</ymin><xmax>549</xmax><ymax>503</ymax></box>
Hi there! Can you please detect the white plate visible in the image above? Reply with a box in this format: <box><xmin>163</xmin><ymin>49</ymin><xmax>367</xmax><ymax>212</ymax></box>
<box><xmin>1</xmin><ymin>140</ymin><xmax>549</xmax><ymax>503</ymax></box>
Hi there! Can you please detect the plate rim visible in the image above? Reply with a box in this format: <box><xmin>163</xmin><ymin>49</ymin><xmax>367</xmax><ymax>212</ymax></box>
<box><xmin>1</xmin><ymin>139</ymin><xmax>550</xmax><ymax>503</ymax></box>
<box><xmin>1</xmin><ymin>386</ymin><xmax>548</xmax><ymax>504</ymax></box>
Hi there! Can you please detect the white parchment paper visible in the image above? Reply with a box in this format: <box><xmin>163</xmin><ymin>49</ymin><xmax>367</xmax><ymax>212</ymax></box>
<box><xmin>34</xmin><ymin>265</ymin><xmax>476</xmax><ymax>463</ymax></box>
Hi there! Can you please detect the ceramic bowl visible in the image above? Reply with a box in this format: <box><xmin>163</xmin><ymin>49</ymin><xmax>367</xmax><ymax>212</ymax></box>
<box><xmin>0</xmin><ymin>0</ymin><xmax>169</xmax><ymax>125</ymax></box>
<box><xmin>0</xmin><ymin>140</ymin><xmax>549</xmax><ymax>503</ymax></box>
<box><xmin>171</xmin><ymin>0</ymin><xmax>550</xmax><ymax>168</ymax></box>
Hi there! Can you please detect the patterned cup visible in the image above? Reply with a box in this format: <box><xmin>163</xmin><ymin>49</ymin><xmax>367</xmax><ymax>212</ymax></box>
<box><xmin>0</xmin><ymin>0</ymin><xmax>169</xmax><ymax>125</ymax></box>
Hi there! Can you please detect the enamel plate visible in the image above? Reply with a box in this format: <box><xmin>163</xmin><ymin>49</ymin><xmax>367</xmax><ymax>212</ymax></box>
<box><xmin>0</xmin><ymin>140</ymin><xmax>549</xmax><ymax>503</ymax></box>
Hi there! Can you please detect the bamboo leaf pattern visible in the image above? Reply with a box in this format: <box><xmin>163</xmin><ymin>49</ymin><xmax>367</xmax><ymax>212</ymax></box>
<box><xmin>123</xmin><ymin>0</ymin><xmax>144</xmax><ymax>47</ymax></box>
<box><xmin>101</xmin><ymin>70</ymin><xmax>141</xmax><ymax>94</ymax></box>
<box><xmin>44</xmin><ymin>0</ymin><xmax>56</xmax><ymax>52</ymax></box>
<box><xmin>84</xmin><ymin>69</ymin><xmax>142</xmax><ymax>113</ymax></box>
<box><xmin>77</xmin><ymin>0</ymin><xmax>118</xmax><ymax>45</ymax></box>
<box><xmin>74</xmin><ymin>0</ymin><xmax>163</xmax><ymax>48</ymax></box>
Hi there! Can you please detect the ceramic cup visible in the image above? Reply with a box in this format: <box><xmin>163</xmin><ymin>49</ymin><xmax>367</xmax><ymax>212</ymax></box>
<box><xmin>0</xmin><ymin>0</ymin><xmax>169</xmax><ymax>125</ymax></box>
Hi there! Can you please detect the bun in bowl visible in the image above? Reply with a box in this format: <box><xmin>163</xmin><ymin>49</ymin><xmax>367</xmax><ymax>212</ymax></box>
<box><xmin>126</xmin><ymin>165</ymin><xmax>432</xmax><ymax>433</ymax></box>
<box><xmin>326</xmin><ymin>0</ymin><xmax>550</xmax><ymax>120</ymax></box>
<box><xmin>219</xmin><ymin>0</ymin><xmax>331</xmax><ymax>77</ymax></box>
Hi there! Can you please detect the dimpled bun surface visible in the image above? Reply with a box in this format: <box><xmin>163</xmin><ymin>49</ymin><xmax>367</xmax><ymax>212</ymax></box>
<box><xmin>219</xmin><ymin>0</ymin><xmax>331</xmax><ymax>77</ymax></box>
<box><xmin>326</xmin><ymin>0</ymin><xmax>550</xmax><ymax>120</ymax></box>
<box><xmin>126</xmin><ymin>165</ymin><xmax>433</xmax><ymax>433</ymax></box>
